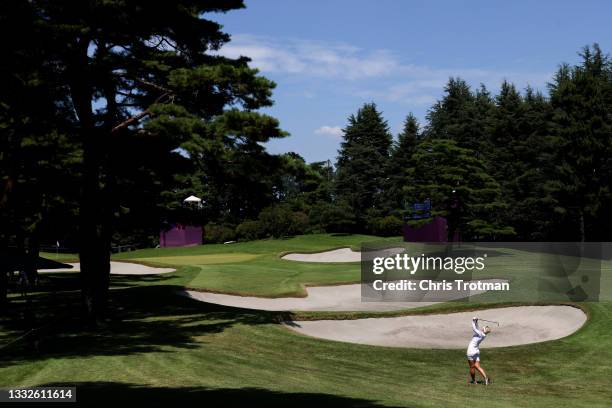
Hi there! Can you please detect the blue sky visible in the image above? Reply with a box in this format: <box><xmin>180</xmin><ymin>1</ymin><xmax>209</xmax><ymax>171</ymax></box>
<box><xmin>213</xmin><ymin>0</ymin><xmax>611</xmax><ymax>163</ymax></box>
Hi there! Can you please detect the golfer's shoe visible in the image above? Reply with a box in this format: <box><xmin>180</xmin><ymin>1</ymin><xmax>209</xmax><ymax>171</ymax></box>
<box><xmin>468</xmin><ymin>380</ymin><xmax>477</xmax><ymax>385</ymax></box>
<box><xmin>484</xmin><ymin>378</ymin><xmax>492</xmax><ymax>385</ymax></box>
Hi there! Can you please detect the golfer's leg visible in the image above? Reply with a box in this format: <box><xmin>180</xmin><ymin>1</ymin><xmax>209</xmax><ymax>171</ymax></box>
<box><xmin>474</xmin><ymin>361</ymin><xmax>487</xmax><ymax>380</ymax></box>
<box><xmin>468</xmin><ymin>360</ymin><xmax>476</xmax><ymax>381</ymax></box>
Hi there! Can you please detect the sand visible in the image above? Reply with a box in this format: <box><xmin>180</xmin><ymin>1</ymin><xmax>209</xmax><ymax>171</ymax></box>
<box><xmin>285</xmin><ymin>306</ymin><xmax>587</xmax><ymax>348</ymax></box>
<box><xmin>39</xmin><ymin>261</ymin><xmax>175</xmax><ymax>275</ymax></box>
<box><xmin>183</xmin><ymin>279</ymin><xmax>507</xmax><ymax>312</ymax></box>
<box><xmin>281</xmin><ymin>247</ymin><xmax>405</xmax><ymax>263</ymax></box>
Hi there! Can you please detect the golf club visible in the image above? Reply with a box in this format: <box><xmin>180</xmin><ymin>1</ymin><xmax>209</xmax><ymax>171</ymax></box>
<box><xmin>478</xmin><ymin>318</ymin><xmax>500</xmax><ymax>327</ymax></box>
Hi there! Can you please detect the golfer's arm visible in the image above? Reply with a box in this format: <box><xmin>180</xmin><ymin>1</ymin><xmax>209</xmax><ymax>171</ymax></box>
<box><xmin>472</xmin><ymin>320</ymin><xmax>483</xmax><ymax>336</ymax></box>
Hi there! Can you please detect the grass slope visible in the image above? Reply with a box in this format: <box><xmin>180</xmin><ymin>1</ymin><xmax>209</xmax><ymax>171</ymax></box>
<box><xmin>115</xmin><ymin>234</ymin><xmax>399</xmax><ymax>297</ymax></box>
<box><xmin>1</xmin><ymin>285</ymin><xmax>611</xmax><ymax>407</ymax></box>
<box><xmin>8</xmin><ymin>234</ymin><xmax>611</xmax><ymax>406</ymax></box>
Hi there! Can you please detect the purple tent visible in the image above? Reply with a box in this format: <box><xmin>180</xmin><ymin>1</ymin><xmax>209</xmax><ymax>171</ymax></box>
<box><xmin>160</xmin><ymin>224</ymin><xmax>202</xmax><ymax>247</ymax></box>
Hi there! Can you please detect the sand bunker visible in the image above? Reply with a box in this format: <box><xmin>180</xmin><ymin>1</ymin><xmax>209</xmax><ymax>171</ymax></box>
<box><xmin>183</xmin><ymin>279</ymin><xmax>506</xmax><ymax>312</ymax></box>
<box><xmin>281</xmin><ymin>247</ymin><xmax>404</xmax><ymax>263</ymax></box>
<box><xmin>39</xmin><ymin>261</ymin><xmax>175</xmax><ymax>275</ymax></box>
<box><xmin>286</xmin><ymin>306</ymin><xmax>586</xmax><ymax>348</ymax></box>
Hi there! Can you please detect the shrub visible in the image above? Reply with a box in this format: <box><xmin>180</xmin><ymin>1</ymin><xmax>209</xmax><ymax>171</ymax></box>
<box><xmin>257</xmin><ymin>205</ymin><xmax>310</xmax><ymax>238</ymax></box>
<box><xmin>235</xmin><ymin>220</ymin><xmax>263</xmax><ymax>241</ymax></box>
<box><xmin>309</xmin><ymin>202</ymin><xmax>356</xmax><ymax>233</ymax></box>
<box><xmin>258</xmin><ymin>205</ymin><xmax>293</xmax><ymax>238</ymax></box>
<box><xmin>288</xmin><ymin>211</ymin><xmax>309</xmax><ymax>235</ymax></box>
<box><xmin>367</xmin><ymin>215</ymin><xmax>404</xmax><ymax>237</ymax></box>
<box><xmin>204</xmin><ymin>223</ymin><xmax>236</xmax><ymax>243</ymax></box>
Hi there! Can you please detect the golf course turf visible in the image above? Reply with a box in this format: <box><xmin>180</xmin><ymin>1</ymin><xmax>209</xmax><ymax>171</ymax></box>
<box><xmin>2</xmin><ymin>234</ymin><xmax>612</xmax><ymax>407</ymax></box>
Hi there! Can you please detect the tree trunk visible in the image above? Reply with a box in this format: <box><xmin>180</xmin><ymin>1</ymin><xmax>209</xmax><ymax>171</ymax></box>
<box><xmin>67</xmin><ymin>40</ymin><xmax>112</xmax><ymax>324</ymax></box>
<box><xmin>79</xmin><ymin>128</ymin><xmax>111</xmax><ymax>324</ymax></box>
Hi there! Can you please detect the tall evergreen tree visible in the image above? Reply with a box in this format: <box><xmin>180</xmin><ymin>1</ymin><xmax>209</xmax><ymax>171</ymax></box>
<box><xmin>470</xmin><ymin>84</ymin><xmax>496</xmax><ymax>158</ymax></box>
<box><xmin>0</xmin><ymin>2</ymin><xmax>81</xmax><ymax>303</ymax></box>
<box><xmin>395</xmin><ymin>114</ymin><xmax>420</xmax><ymax>169</ymax></box>
<box><xmin>3</xmin><ymin>1</ymin><xmax>286</xmax><ymax>321</ymax></box>
<box><xmin>425</xmin><ymin>77</ymin><xmax>476</xmax><ymax>147</ymax></box>
<box><xmin>335</xmin><ymin>103</ymin><xmax>392</xmax><ymax>224</ymax></box>
<box><xmin>404</xmin><ymin>139</ymin><xmax>513</xmax><ymax>240</ymax></box>
<box><xmin>385</xmin><ymin>113</ymin><xmax>420</xmax><ymax>212</ymax></box>
<box><xmin>489</xmin><ymin>80</ymin><xmax>524</xmax><ymax>183</ymax></box>
<box><xmin>546</xmin><ymin>44</ymin><xmax>612</xmax><ymax>241</ymax></box>
<box><xmin>510</xmin><ymin>86</ymin><xmax>554</xmax><ymax>239</ymax></box>
<box><xmin>486</xmin><ymin>81</ymin><xmax>525</xmax><ymax>233</ymax></box>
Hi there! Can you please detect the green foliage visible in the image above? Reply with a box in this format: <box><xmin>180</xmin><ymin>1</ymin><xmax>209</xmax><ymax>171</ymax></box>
<box><xmin>308</xmin><ymin>202</ymin><xmax>357</xmax><ymax>233</ymax></box>
<box><xmin>544</xmin><ymin>44</ymin><xmax>612</xmax><ymax>241</ymax></box>
<box><xmin>385</xmin><ymin>113</ymin><xmax>420</xmax><ymax>212</ymax></box>
<box><xmin>366</xmin><ymin>215</ymin><xmax>404</xmax><ymax>237</ymax></box>
<box><xmin>204</xmin><ymin>223</ymin><xmax>236</xmax><ymax>244</ymax></box>
<box><xmin>235</xmin><ymin>220</ymin><xmax>263</xmax><ymax>241</ymax></box>
<box><xmin>335</xmin><ymin>103</ymin><xmax>392</xmax><ymax>221</ymax></box>
<box><xmin>404</xmin><ymin>139</ymin><xmax>513</xmax><ymax>239</ymax></box>
<box><xmin>255</xmin><ymin>205</ymin><xmax>309</xmax><ymax>238</ymax></box>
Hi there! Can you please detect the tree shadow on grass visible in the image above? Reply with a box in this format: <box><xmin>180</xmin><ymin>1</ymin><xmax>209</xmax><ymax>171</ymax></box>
<box><xmin>41</xmin><ymin>382</ymin><xmax>404</xmax><ymax>407</ymax></box>
<box><xmin>0</xmin><ymin>285</ymin><xmax>294</xmax><ymax>367</ymax></box>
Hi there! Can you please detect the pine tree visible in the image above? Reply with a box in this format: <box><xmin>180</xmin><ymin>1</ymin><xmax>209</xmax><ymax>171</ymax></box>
<box><xmin>385</xmin><ymin>113</ymin><xmax>420</xmax><ymax>212</ymax></box>
<box><xmin>489</xmin><ymin>80</ymin><xmax>524</xmax><ymax>181</ymax></box>
<box><xmin>425</xmin><ymin>77</ymin><xmax>476</xmax><ymax>147</ymax></box>
<box><xmin>404</xmin><ymin>139</ymin><xmax>514</xmax><ymax>240</ymax></box>
<box><xmin>546</xmin><ymin>44</ymin><xmax>612</xmax><ymax>241</ymax></box>
<box><xmin>2</xmin><ymin>1</ymin><xmax>286</xmax><ymax>321</ymax></box>
<box><xmin>510</xmin><ymin>86</ymin><xmax>554</xmax><ymax>239</ymax></box>
<box><xmin>0</xmin><ymin>2</ymin><xmax>81</xmax><ymax>303</ymax></box>
<box><xmin>395</xmin><ymin>114</ymin><xmax>420</xmax><ymax>169</ymax></box>
<box><xmin>470</xmin><ymin>84</ymin><xmax>496</xmax><ymax>158</ymax></box>
<box><xmin>335</xmin><ymin>103</ymin><xmax>392</xmax><ymax>225</ymax></box>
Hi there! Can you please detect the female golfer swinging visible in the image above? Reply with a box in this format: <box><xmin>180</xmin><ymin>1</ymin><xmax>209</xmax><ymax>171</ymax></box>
<box><xmin>467</xmin><ymin>317</ymin><xmax>491</xmax><ymax>385</ymax></box>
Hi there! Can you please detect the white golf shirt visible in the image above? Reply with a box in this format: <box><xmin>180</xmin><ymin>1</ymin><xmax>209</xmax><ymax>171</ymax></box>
<box><xmin>467</xmin><ymin>320</ymin><xmax>486</xmax><ymax>356</ymax></box>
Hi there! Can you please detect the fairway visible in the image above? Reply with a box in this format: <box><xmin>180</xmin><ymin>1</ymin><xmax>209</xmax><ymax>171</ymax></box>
<box><xmin>112</xmin><ymin>234</ymin><xmax>398</xmax><ymax>297</ymax></box>
<box><xmin>10</xmin><ymin>235</ymin><xmax>611</xmax><ymax>407</ymax></box>
<box><xmin>3</xmin><ymin>2</ymin><xmax>611</xmax><ymax>406</ymax></box>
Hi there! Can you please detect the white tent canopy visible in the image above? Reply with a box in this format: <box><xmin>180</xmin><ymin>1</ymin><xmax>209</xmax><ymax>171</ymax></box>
<box><xmin>184</xmin><ymin>195</ymin><xmax>202</xmax><ymax>203</ymax></box>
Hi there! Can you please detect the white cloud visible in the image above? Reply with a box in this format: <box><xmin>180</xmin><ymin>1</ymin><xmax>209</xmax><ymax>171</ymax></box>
<box><xmin>355</xmin><ymin>68</ymin><xmax>551</xmax><ymax>105</ymax></box>
<box><xmin>218</xmin><ymin>34</ymin><xmax>551</xmax><ymax>105</ymax></box>
<box><xmin>314</xmin><ymin>126</ymin><xmax>344</xmax><ymax>138</ymax></box>
<box><xmin>219</xmin><ymin>34</ymin><xmax>400</xmax><ymax>80</ymax></box>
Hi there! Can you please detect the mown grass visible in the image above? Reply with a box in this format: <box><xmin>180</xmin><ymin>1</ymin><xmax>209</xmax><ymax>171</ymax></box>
<box><xmin>13</xmin><ymin>234</ymin><xmax>611</xmax><ymax>406</ymax></box>
<box><xmin>39</xmin><ymin>251</ymin><xmax>79</xmax><ymax>263</ymax></box>
<box><xmin>1</xmin><ymin>284</ymin><xmax>611</xmax><ymax>407</ymax></box>
<box><xmin>113</xmin><ymin>234</ymin><xmax>399</xmax><ymax>297</ymax></box>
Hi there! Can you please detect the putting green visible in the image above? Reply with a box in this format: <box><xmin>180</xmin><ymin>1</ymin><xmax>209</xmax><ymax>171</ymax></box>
<box><xmin>132</xmin><ymin>253</ymin><xmax>261</xmax><ymax>266</ymax></box>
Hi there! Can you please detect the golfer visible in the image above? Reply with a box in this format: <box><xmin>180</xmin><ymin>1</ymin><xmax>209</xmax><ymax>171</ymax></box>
<box><xmin>467</xmin><ymin>317</ymin><xmax>491</xmax><ymax>385</ymax></box>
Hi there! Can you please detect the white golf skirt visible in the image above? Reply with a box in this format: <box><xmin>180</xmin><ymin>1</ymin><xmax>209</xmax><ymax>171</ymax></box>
<box><xmin>467</xmin><ymin>351</ymin><xmax>480</xmax><ymax>361</ymax></box>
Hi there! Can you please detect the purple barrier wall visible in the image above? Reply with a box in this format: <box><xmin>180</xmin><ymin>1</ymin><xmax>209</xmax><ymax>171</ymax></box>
<box><xmin>403</xmin><ymin>216</ymin><xmax>458</xmax><ymax>242</ymax></box>
<box><xmin>160</xmin><ymin>225</ymin><xmax>203</xmax><ymax>247</ymax></box>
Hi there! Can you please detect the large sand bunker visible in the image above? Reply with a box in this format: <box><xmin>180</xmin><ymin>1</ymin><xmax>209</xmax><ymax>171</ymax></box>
<box><xmin>281</xmin><ymin>247</ymin><xmax>404</xmax><ymax>263</ymax></box>
<box><xmin>183</xmin><ymin>279</ymin><xmax>507</xmax><ymax>312</ymax></box>
<box><xmin>39</xmin><ymin>261</ymin><xmax>175</xmax><ymax>275</ymax></box>
<box><xmin>286</xmin><ymin>306</ymin><xmax>586</xmax><ymax>348</ymax></box>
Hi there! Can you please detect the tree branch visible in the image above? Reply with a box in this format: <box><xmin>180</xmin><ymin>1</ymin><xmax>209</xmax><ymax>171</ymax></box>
<box><xmin>110</xmin><ymin>92</ymin><xmax>173</xmax><ymax>135</ymax></box>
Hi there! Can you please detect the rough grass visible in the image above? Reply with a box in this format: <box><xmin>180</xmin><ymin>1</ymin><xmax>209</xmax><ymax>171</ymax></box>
<box><xmin>12</xmin><ymin>234</ymin><xmax>612</xmax><ymax>406</ymax></box>
<box><xmin>1</xmin><ymin>285</ymin><xmax>611</xmax><ymax>407</ymax></box>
